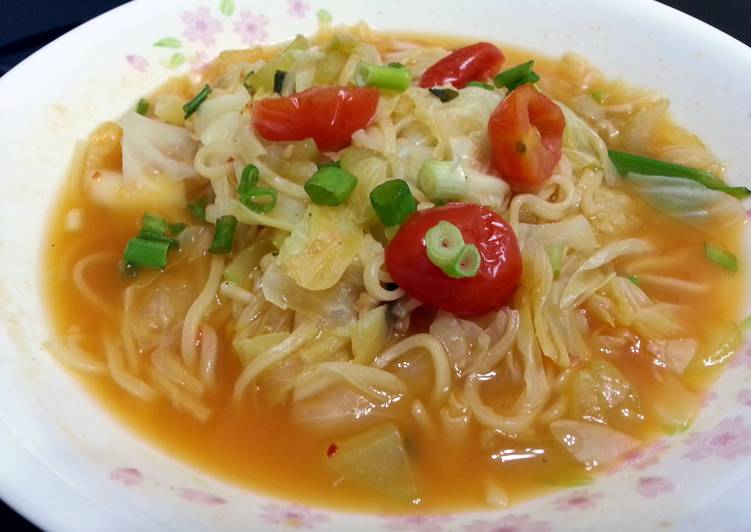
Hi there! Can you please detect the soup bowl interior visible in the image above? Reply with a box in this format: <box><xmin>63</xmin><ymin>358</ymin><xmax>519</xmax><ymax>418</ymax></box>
<box><xmin>1</xmin><ymin>0</ymin><xmax>751</xmax><ymax>530</ymax></box>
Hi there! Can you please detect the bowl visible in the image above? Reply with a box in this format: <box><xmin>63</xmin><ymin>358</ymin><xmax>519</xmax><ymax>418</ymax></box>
<box><xmin>1</xmin><ymin>0</ymin><xmax>751</xmax><ymax>530</ymax></box>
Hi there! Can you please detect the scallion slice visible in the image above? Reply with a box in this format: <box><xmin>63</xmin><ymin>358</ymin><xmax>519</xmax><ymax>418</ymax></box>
<box><xmin>304</xmin><ymin>166</ymin><xmax>358</xmax><ymax>206</ymax></box>
<box><xmin>209</xmin><ymin>215</ymin><xmax>238</xmax><ymax>254</ymax></box>
<box><xmin>425</xmin><ymin>221</ymin><xmax>465</xmax><ymax>268</ymax></box>
<box><xmin>138</xmin><ymin>213</ymin><xmax>179</xmax><ymax>248</ymax></box>
<box><xmin>704</xmin><ymin>243</ymin><xmax>738</xmax><ymax>272</ymax></box>
<box><xmin>238</xmin><ymin>164</ymin><xmax>260</xmax><ymax>194</ymax></box>
<box><xmin>273</xmin><ymin>70</ymin><xmax>287</xmax><ymax>94</ymax></box>
<box><xmin>243</xmin><ymin>70</ymin><xmax>256</xmax><ymax>95</ymax></box>
<box><xmin>123</xmin><ymin>238</ymin><xmax>170</xmax><ymax>269</ymax></box>
<box><xmin>135</xmin><ymin>98</ymin><xmax>149</xmax><ymax>115</ymax></box>
<box><xmin>418</xmin><ymin>159</ymin><xmax>468</xmax><ymax>200</ymax></box>
<box><xmin>369</xmin><ymin>179</ymin><xmax>417</xmax><ymax>227</ymax></box>
<box><xmin>627</xmin><ymin>275</ymin><xmax>641</xmax><ymax>286</ymax></box>
<box><xmin>188</xmin><ymin>197</ymin><xmax>208</xmax><ymax>222</ymax></box>
<box><xmin>545</xmin><ymin>243</ymin><xmax>565</xmax><ymax>277</ymax></box>
<box><xmin>355</xmin><ymin>62</ymin><xmax>411</xmax><ymax>92</ymax></box>
<box><xmin>388</xmin><ymin>62</ymin><xmax>406</xmax><ymax>69</ymax></box>
<box><xmin>168</xmin><ymin>222</ymin><xmax>187</xmax><ymax>236</ymax></box>
<box><xmin>466</xmin><ymin>81</ymin><xmax>494</xmax><ymax>90</ymax></box>
<box><xmin>183</xmin><ymin>84</ymin><xmax>211</xmax><ymax>119</ymax></box>
<box><xmin>444</xmin><ymin>244</ymin><xmax>481</xmax><ymax>279</ymax></box>
<box><xmin>493</xmin><ymin>60</ymin><xmax>540</xmax><ymax>91</ymax></box>
<box><xmin>610</xmin><ymin>150</ymin><xmax>751</xmax><ymax>198</ymax></box>
<box><xmin>428</xmin><ymin>88</ymin><xmax>459</xmax><ymax>103</ymax></box>
<box><xmin>240</xmin><ymin>187</ymin><xmax>278</xmax><ymax>213</ymax></box>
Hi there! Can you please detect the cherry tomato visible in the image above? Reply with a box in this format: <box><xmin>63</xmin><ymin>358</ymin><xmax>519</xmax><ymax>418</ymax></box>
<box><xmin>252</xmin><ymin>86</ymin><xmax>379</xmax><ymax>151</ymax></box>
<box><xmin>488</xmin><ymin>84</ymin><xmax>565</xmax><ymax>190</ymax></box>
<box><xmin>385</xmin><ymin>203</ymin><xmax>522</xmax><ymax>317</ymax></box>
<box><xmin>419</xmin><ymin>42</ymin><xmax>505</xmax><ymax>89</ymax></box>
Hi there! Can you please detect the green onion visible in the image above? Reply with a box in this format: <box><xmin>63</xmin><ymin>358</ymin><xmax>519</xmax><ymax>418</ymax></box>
<box><xmin>444</xmin><ymin>244</ymin><xmax>481</xmax><ymax>279</ymax></box>
<box><xmin>188</xmin><ymin>197</ymin><xmax>208</xmax><ymax>222</ymax></box>
<box><xmin>119</xmin><ymin>260</ymin><xmax>138</xmax><ymax>278</ymax></box>
<box><xmin>369</xmin><ymin>179</ymin><xmax>417</xmax><ymax>227</ymax></box>
<box><xmin>183</xmin><ymin>84</ymin><xmax>211</xmax><ymax>119</ymax></box>
<box><xmin>384</xmin><ymin>225</ymin><xmax>399</xmax><ymax>241</ymax></box>
<box><xmin>168</xmin><ymin>223</ymin><xmax>187</xmax><ymax>236</ymax></box>
<box><xmin>238</xmin><ymin>164</ymin><xmax>260</xmax><ymax>193</ymax></box>
<box><xmin>317</xmin><ymin>160</ymin><xmax>341</xmax><ymax>169</ymax></box>
<box><xmin>273</xmin><ymin>70</ymin><xmax>286</xmax><ymax>94</ymax></box>
<box><xmin>135</xmin><ymin>98</ymin><xmax>149</xmax><ymax>115</ymax></box>
<box><xmin>355</xmin><ymin>62</ymin><xmax>411</xmax><ymax>92</ymax></box>
<box><xmin>240</xmin><ymin>187</ymin><xmax>277</xmax><ymax>213</ymax></box>
<box><xmin>138</xmin><ymin>213</ymin><xmax>179</xmax><ymax>248</ymax></box>
<box><xmin>591</xmin><ymin>90</ymin><xmax>607</xmax><ymax>104</ymax></box>
<box><xmin>627</xmin><ymin>275</ymin><xmax>641</xmax><ymax>286</ymax></box>
<box><xmin>609</xmin><ymin>150</ymin><xmax>751</xmax><ymax>198</ymax></box>
<box><xmin>243</xmin><ymin>70</ymin><xmax>256</xmax><ymax>95</ymax></box>
<box><xmin>304</xmin><ymin>166</ymin><xmax>358</xmax><ymax>206</ymax></box>
<box><xmin>418</xmin><ymin>159</ymin><xmax>468</xmax><ymax>200</ymax></box>
<box><xmin>466</xmin><ymin>81</ymin><xmax>494</xmax><ymax>90</ymax></box>
<box><xmin>123</xmin><ymin>238</ymin><xmax>170</xmax><ymax>269</ymax></box>
<box><xmin>428</xmin><ymin>88</ymin><xmax>459</xmax><ymax>103</ymax></box>
<box><xmin>704</xmin><ymin>243</ymin><xmax>738</xmax><ymax>272</ymax></box>
<box><xmin>545</xmin><ymin>243</ymin><xmax>565</xmax><ymax>277</ymax></box>
<box><xmin>425</xmin><ymin>221</ymin><xmax>465</xmax><ymax>268</ymax></box>
<box><xmin>209</xmin><ymin>215</ymin><xmax>238</xmax><ymax>254</ymax></box>
<box><xmin>388</xmin><ymin>62</ymin><xmax>406</xmax><ymax>69</ymax></box>
<box><xmin>493</xmin><ymin>60</ymin><xmax>540</xmax><ymax>91</ymax></box>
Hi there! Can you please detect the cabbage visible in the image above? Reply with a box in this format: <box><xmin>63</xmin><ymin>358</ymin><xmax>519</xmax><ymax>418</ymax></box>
<box><xmin>120</xmin><ymin>111</ymin><xmax>198</xmax><ymax>184</ymax></box>
<box><xmin>626</xmin><ymin>173</ymin><xmax>745</xmax><ymax>235</ymax></box>
<box><xmin>339</xmin><ymin>147</ymin><xmax>390</xmax><ymax>225</ymax></box>
<box><xmin>550</xmin><ymin>419</ymin><xmax>641</xmax><ymax>468</ymax></box>
<box><xmin>192</xmin><ymin>88</ymin><xmax>250</xmax><ymax>142</ymax></box>
<box><xmin>646</xmin><ymin>338</ymin><xmax>698</xmax><ymax>374</ymax></box>
<box><xmin>293</xmin><ymin>361</ymin><xmax>407</xmax><ymax>402</ymax></box>
<box><xmin>351</xmin><ymin>305</ymin><xmax>390</xmax><ymax>364</ymax></box>
<box><xmin>245</xmin><ymin>35</ymin><xmax>309</xmax><ymax>94</ymax></box>
<box><xmin>429</xmin><ymin>310</ymin><xmax>488</xmax><ymax>377</ymax></box>
<box><xmin>261</xmin><ymin>260</ymin><xmax>362</xmax><ymax>326</ymax></box>
<box><xmin>700</xmin><ymin>321</ymin><xmax>743</xmax><ymax>367</ymax></box>
<box><xmin>514</xmin><ymin>215</ymin><xmax>598</xmax><ymax>255</ymax></box>
<box><xmin>234</xmin><ymin>333</ymin><xmax>288</xmax><ymax>366</ymax></box>
<box><xmin>569</xmin><ymin>360</ymin><xmax>642</xmax><ymax>428</ymax></box>
<box><xmin>620</xmin><ymin>99</ymin><xmax>669</xmax><ymax>154</ymax></box>
<box><xmin>291</xmin><ymin>387</ymin><xmax>393</xmax><ymax>433</ymax></box>
<box><xmin>558</xmin><ymin>102</ymin><xmax>618</xmax><ymax>184</ymax></box>
<box><xmin>278</xmin><ymin>205</ymin><xmax>363</xmax><ymax>291</ymax></box>
<box><xmin>649</xmin><ymin>374</ymin><xmax>699</xmax><ymax>433</ymax></box>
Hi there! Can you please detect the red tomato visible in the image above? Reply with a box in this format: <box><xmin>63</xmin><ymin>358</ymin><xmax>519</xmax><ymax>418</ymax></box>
<box><xmin>252</xmin><ymin>86</ymin><xmax>379</xmax><ymax>151</ymax></box>
<box><xmin>419</xmin><ymin>42</ymin><xmax>505</xmax><ymax>89</ymax></box>
<box><xmin>488</xmin><ymin>84</ymin><xmax>565</xmax><ymax>190</ymax></box>
<box><xmin>385</xmin><ymin>204</ymin><xmax>522</xmax><ymax>317</ymax></box>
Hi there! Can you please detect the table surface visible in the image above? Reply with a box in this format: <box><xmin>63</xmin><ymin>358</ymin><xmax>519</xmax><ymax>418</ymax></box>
<box><xmin>1</xmin><ymin>0</ymin><xmax>750</xmax><ymax>529</ymax></box>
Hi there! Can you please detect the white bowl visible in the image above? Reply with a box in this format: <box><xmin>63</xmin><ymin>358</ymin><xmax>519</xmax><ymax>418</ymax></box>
<box><xmin>1</xmin><ymin>0</ymin><xmax>751</xmax><ymax>530</ymax></box>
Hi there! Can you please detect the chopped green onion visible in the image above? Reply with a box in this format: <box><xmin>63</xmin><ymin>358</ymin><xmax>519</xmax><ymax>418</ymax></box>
<box><xmin>428</xmin><ymin>88</ymin><xmax>459</xmax><ymax>103</ymax></box>
<box><xmin>168</xmin><ymin>223</ymin><xmax>187</xmax><ymax>236</ymax></box>
<box><xmin>188</xmin><ymin>197</ymin><xmax>208</xmax><ymax>222</ymax></box>
<box><xmin>388</xmin><ymin>62</ymin><xmax>406</xmax><ymax>69</ymax></box>
<box><xmin>425</xmin><ymin>221</ymin><xmax>465</xmax><ymax>268</ymax></box>
<box><xmin>444</xmin><ymin>244</ymin><xmax>481</xmax><ymax>279</ymax></box>
<box><xmin>545</xmin><ymin>243</ymin><xmax>565</xmax><ymax>277</ymax></box>
<box><xmin>316</xmin><ymin>8</ymin><xmax>333</xmax><ymax>25</ymax></box>
<box><xmin>304</xmin><ymin>166</ymin><xmax>358</xmax><ymax>206</ymax></box>
<box><xmin>355</xmin><ymin>62</ymin><xmax>411</xmax><ymax>92</ymax></box>
<box><xmin>138</xmin><ymin>213</ymin><xmax>179</xmax><ymax>248</ymax></box>
<box><xmin>369</xmin><ymin>179</ymin><xmax>417</xmax><ymax>227</ymax></box>
<box><xmin>135</xmin><ymin>98</ymin><xmax>149</xmax><ymax>115</ymax></box>
<box><xmin>466</xmin><ymin>81</ymin><xmax>494</xmax><ymax>90</ymax></box>
<box><xmin>119</xmin><ymin>260</ymin><xmax>138</xmax><ymax>278</ymax></box>
<box><xmin>627</xmin><ymin>275</ymin><xmax>641</xmax><ymax>286</ymax></box>
<box><xmin>591</xmin><ymin>90</ymin><xmax>607</xmax><ymax>104</ymax></box>
<box><xmin>243</xmin><ymin>70</ymin><xmax>256</xmax><ymax>95</ymax></box>
<box><xmin>741</xmin><ymin>316</ymin><xmax>751</xmax><ymax>330</ymax></box>
<box><xmin>238</xmin><ymin>164</ymin><xmax>260</xmax><ymax>194</ymax></box>
<box><xmin>183</xmin><ymin>84</ymin><xmax>211</xmax><ymax>119</ymax></box>
<box><xmin>317</xmin><ymin>160</ymin><xmax>341</xmax><ymax>169</ymax></box>
<box><xmin>493</xmin><ymin>60</ymin><xmax>540</xmax><ymax>91</ymax></box>
<box><xmin>610</xmin><ymin>150</ymin><xmax>751</xmax><ymax>198</ymax></box>
<box><xmin>123</xmin><ymin>238</ymin><xmax>170</xmax><ymax>269</ymax></box>
<box><xmin>704</xmin><ymin>243</ymin><xmax>738</xmax><ymax>272</ymax></box>
<box><xmin>418</xmin><ymin>159</ymin><xmax>468</xmax><ymax>200</ymax></box>
<box><xmin>384</xmin><ymin>225</ymin><xmax>399</xmax><ymax>241</ymax></box>
<box><xmin>273</xmin><ymin>70</ymin><xmax>287</xmax><ymax>94</ymax></box>
<box><xmin>240</xmin><ymin>187</ymin><xmax>277</xmax><ymax>213</ymax></box>
<box><xmin>209</xmin><ymin>215</ymin><xmax>238</xmax><ymax>254</ymax></box>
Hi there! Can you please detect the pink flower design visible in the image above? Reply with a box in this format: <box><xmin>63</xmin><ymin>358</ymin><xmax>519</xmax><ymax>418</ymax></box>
<box><xmin>233</xmin><ymin>11</ymin><xmax>269</xmax><ymax>45</ymax></box>
<box><xmin>464</xmin><ymin>514</ymin><xmax>552</xmax><ymax>532</ymax></box>
<box><xmin>126</xmin><ymin>55</ymin><xmax>148</xmax><ymax>72</ymax></box>
<box><xmin>189</xmin><ymin>51</ymin><xmax>210</xmax><ymax>72</ymax></box>
<box><xmin>382</xmin><ymin>514</ymin><xmax>452</xmax><ymax>532</ymax></box>
<box><xmin>260</xmin><ymin>503</ymin><xmax>329</xmax><ymax>529</ymax></box>
<box><xmin>552</xmin><ymin>490</ymin><xmax>604</xmax><ymax>512</ymax></box>
<box><xmin>701</xmin><ymin>390</ymin><xmax>719</xmax><ymax>407</ymax></box>
<box><xmin>287</xmin><ymin>0</ymin><xmax>311</xmax><ymax>18</ymax></box>
<box><xmin>615</xmin><ymin>440</ymin><xmax>670</xmax><ymax>473</ymax></box>
<box><xmin>182</xmin><ymin>7</ymin><xmax>222</xmax><ymax>46</ymax></box>
<box><xmin>635</xmin><ymin>476</ymin><xmax>674</xmax><ymax>498</ymax></box>
<box><xmin>729</xmin><ymin>344</ymin><xmax>751</xmax><ymax>369</ymax></box>
<box><xmin>683</xmin><ymin>416</ymin><xmax>751</xmax><ymax>461</ymax></box>
<box><xmin>110</xmin><ymin>467</ymin><xmax>143</xmax><ymax>486</ymax></box>
<box><xmin>739</xmin><ymin>389</ymin><xmax>751</xmax><ymax>406</ymax></box>
<box><xmin>176</xmin><ymin>488</ymin><xmax>226</xmax><ymax>505</ymax></box>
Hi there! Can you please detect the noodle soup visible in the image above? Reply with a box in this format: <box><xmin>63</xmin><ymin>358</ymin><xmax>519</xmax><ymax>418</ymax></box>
<box><xmin>44</xmin><ymin>25</ymin><xmax>745</xmax><ymax>512</ymax></box>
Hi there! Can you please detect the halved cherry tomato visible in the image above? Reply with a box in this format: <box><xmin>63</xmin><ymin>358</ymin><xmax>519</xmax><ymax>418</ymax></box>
<box><xmin>419</xmin><ymin>42</ymin><xmax>505</xmax><ymax>89</ymax></box>
<box><xmin>385</xmin><ymin>203</ymin><xmax>522</xmax><ymax>317</ymax></box>
<box><xmin>252</xmin><ymin>86</ymin><xmax>379</xmax><ymax>151</ymax></box>
<box><xmin>488</xmin><ymin>84</ymin><xmax>565</xmax><ymax>190</ymax></box>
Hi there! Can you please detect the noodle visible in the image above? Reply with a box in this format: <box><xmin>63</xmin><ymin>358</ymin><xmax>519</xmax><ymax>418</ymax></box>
<box><xmin>181</xmin><ymin>255</ymin><xmax>224</xmax><ymax>367</ymax></box>
<box><xmin>103</xmin><ymin>336</ymin><xmax>157</xmax><ymax>401</ymax></box>
<box><xmin>72</xmin><ymin>252</ymin><xmax>118</xmax><ymax>316</ymax></box>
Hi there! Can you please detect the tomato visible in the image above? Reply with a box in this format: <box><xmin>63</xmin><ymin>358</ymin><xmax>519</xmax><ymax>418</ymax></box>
<box><xmin>252</xmin><ymin>86</ymin><xmax>379</xmax><ymax>151</ymax></box>
<box><xmin>419</xmin><ymin>42</ymin><xmax>505</xmax><ymax>89</ymax></box>
<box><xmin>488</xmin><ymin>84</ymin><xmax>566</xmax><ymax>190</ymax></box>
<box><xmin>385</xmin><ymin>203</ymin><xmax>522</xmax><ymax>317</ymax></box>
